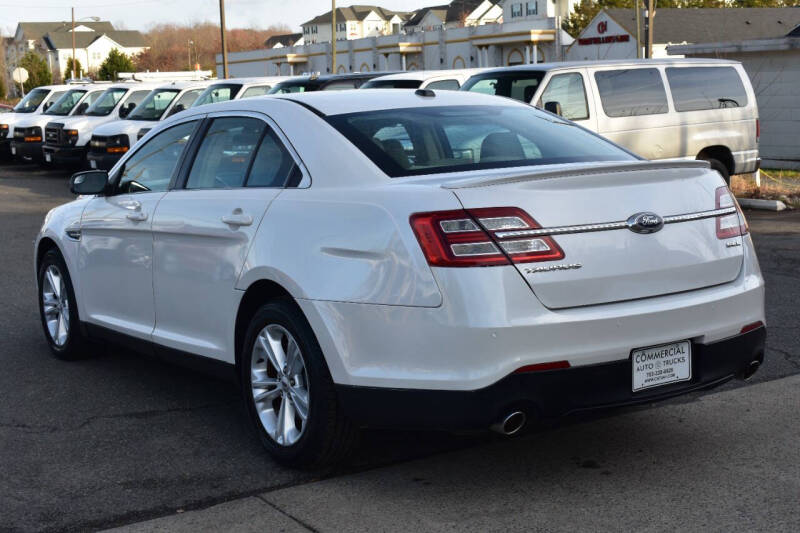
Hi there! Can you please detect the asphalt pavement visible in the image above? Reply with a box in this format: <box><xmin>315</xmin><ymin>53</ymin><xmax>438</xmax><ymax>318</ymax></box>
<box><xmin>0</xmin><ymin>162</ymin><xmax>798</xmax><ymax>532</ymax></box>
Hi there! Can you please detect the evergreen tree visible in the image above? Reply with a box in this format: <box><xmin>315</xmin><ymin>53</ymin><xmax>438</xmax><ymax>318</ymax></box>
<box><xmin>19</xmin><ymin>51</ymin><xmax>52</xmax><ymax>93</ymax></box>
<box><xmin>65</xmin><ymin>56</ymin><xmax>83</xmax><ymax>79</ymax></box>
<box><xmin>97</xmin><ymin>49</ymin><xmax>135</xmax><ymax>81</ymax></box>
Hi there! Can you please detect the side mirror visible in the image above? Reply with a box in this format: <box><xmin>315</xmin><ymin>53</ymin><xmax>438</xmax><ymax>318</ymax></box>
<box><xmin>168</xmin><ymin>103</ymin><xmax>185</xmax><ymax>116</ymax></box>
<box><xmin>44</xmin><ymin>101</ymin><xmax>54</xmax><ymax>111</ymax></box>
<box><xmin>119</xmin><ymin>102</ymin><xmax>135</xmax><ymax>118</ymax></box>
<box><xmin>75</xmin><ymin>102</ymin><xmax>89</xmax><ymax>115</ymax></box>
<box><xmin>69</xmin><ymin>170</ymin><xmax>108</xmax><ymax>195</ymax></box>
<box><xmin>544</xmin><ymin>101</ymin><xmax>563</xmax><ymax>116</ymax></box>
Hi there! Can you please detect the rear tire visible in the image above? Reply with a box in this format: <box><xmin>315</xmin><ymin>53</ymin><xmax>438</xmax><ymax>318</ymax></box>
<box><xmin>37</xmin><ymin>248</ymin><xmax>89</xmax><ymax>360</ymax></box>
<box><xmin>703</xmin><ymin>157</ymin><xmax>730</xmax><ymax>184</ymax></box>
<box><xmin>240</xmin><ymin>298</ymin><xmax>358</xmax><ymax>468</ymax></box>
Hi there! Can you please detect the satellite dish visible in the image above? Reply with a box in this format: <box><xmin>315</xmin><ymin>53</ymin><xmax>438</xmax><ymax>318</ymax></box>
<box><xmin>12</xmin><ymin>67</ymin><xmax>29</xmax><ymax>85</ymax></box>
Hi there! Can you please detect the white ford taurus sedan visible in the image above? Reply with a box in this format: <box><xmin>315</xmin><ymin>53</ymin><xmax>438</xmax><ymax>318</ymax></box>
<box><xmin>35</xmin><ymin>90</ymin><xmax>766</xmax><ymax>467</ymax></box>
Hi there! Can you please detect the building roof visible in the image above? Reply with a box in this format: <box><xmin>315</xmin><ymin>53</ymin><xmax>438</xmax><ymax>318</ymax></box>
<box><xmin>16</xmin><ymin>21</ymin><xmax>115</xmax><ymax>41</ymax></box>
<box><xmin>789</xmin><ymin>23</ymin><xmax>800</xmax><ymax>37</ymax></box>
<box><xmin>447</xmin><ymin>0</ymin><xmax>486</xmax><ymax>24</ymax></box>
<box><xmin>302</xmin><ymin>5</ymin><xmax>411</xmax><ymax>26</ymax></box>
<box><xmin>605</xmin><ymin>7</ymin><xmax>800</xmax><ymax>44</ymax></box>
<box><xmin>43</xmin><ymin>30</ymin><xmax>147</xmax><ymax>50</ymax></box>
<box><xmin>264</xmin><ymin>33</ymin><xmax>302</xmax><ymax>48</ymax></box>
<box><xmin>405</xmin><ymin>5</ymin><xmax>449</xmax><ymax>27</ymax></box>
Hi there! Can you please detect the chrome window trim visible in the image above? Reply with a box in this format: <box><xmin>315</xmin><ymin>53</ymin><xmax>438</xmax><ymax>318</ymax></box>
<box><xmin>495</xmin><ymin>206</ymin><xmax>737</xmax><ymax>239</ymax></box>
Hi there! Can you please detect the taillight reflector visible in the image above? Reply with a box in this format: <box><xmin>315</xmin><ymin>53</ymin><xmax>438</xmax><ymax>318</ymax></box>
<box><xmin>716</xmin><ymin>186</ymin><xmax>748</xmax><ymax>239</ymax></box>
<box><xmin>740</xmin><ymin>321</ymin><xmax>764</xmax><ymax>334</ymax></box>
<box><xmin>513</xmin><ymin>360</ymin><xmax>571</xmax><ymax>374</ymax></box>
<box><xmin>410</xmin><ymin>207</ymin><xmax>564</xmax><ymax>267</ymax></box>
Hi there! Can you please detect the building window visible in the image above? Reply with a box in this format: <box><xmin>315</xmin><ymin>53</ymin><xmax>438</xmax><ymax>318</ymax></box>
<box><xmin>337</xmin><ymin>22</ymin><xmax>347</xmax><ymax>32</ymax></box>
<box><xmin>312</xmin><ymin>25</ymin><xmax>318</xmax><ymax>34</ymax></box>
<box><xmin>526</xmin><ymin>1</ymin><xmax>538</xmax><ymax>16</ymax></box>
<box><xmin>511</xmin><ymin>3</ymin><xmax>523</xmax><ymax>18</ymax></box>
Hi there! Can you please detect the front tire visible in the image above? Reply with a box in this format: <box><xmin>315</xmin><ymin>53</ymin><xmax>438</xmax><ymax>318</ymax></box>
<box><xmin>240</xmin><ymin>299</ymin><xmax>358</xmax><ymax>468</ymax></box>
<box><xmin>37</xmin><ymin>248</ymin><xmax>88</xmax><ymax>360</ymax></box>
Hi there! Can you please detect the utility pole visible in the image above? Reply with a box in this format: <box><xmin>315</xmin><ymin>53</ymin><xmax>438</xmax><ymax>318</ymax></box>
<box><xmin>635</xmin><ymin>0</ymin><xmax>642</xmax><ymax>59</ymax></box>
<box><xmin>331</xmin><ymin>0</ymin><xmax>337</xmax><ymax>74</ymax></box>
<box><xmin>188</xmin><ymin>39</ymin><xmax>193</xmax><ymax>70</ymax></box>
<box><xmin>219</xmin><ymin>0</ymin><xmax>229</xmax><ymax>78</ymax></box>
<box><xmin>71</xmin><ymin>7</ymin><xmax>76</xmax><ymax>79</ymax></box>
<box><xmin>646</xmin><ymin>0</ymin><xmax>655</xmax><ymax>59</ymax></box>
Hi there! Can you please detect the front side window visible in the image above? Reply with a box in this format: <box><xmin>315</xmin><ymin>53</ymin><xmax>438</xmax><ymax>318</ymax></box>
<box><xmin>240</xmin><ymin>85</ymin><xmax>272</xmax><ymax>98</ymax></box>
<box><xmin>326</xmin><ymin>105</ymin><xmax>634</xmax><ymax>177</ymax></box>
<box><xmin>666</xmin><ymin>67</ymin><xmax>748</xmax><ymax>112</ymax></box>
<box><xmin>117</xmin><ymin>121</ymin><xmax>197</xmax><ymax>194</ymax></box>
<box><xmin>128</xmin><ymin>89</ymin><xmax>180</xmax><ymax>121</ymax></box>
<box><xmin>186</xmin><ymin>118</ymin><xmax>265</xmax><ymax>189</ymax></box>
<box><xmin>462</xmin><ymin>72</ymin><xmax>545</xmax><ymax>103</ymax></box>
<box><xmin>193</xmin><ymin>84</ymin><xmax>243</xmax><ymax>107</ymax></box>
<box><xmin>13</xmin><ymin>88</ymin><xmax>50</xmax><ymax>113</ymax></box>
<box><xmin>86</xmin><ymin>88</ymin><xmax>127</xmax><ymax>116</ymax></box>
<box><xmin>81</xmin><ymin>90</ymin><xmax>104</xmax><ymax>110</ymax></box>
<box><xmin>426</xmin><ymin>79</ymin><xmax>461</xmax><ymax>91</ymax></box>
<box><xmin>594</xmin><ymin>68</ymin><xmax>668</xmax><ymax>117</ymax></box>
<box><xmin>172</xmin><ymin>89</ymin><xmax>204</xmax><ymax>110</ymax></box>
<box><xmin>537</xmin><ymin>73</ymin><xmax>589</xmax><ymax>121</ymax></box>
<box><xmin>44</xmin><ymin>89</ymin><xmax>87</xmax><ymax>116</ymax></box>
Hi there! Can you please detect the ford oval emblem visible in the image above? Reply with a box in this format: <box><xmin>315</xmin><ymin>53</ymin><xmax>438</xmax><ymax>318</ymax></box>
<box><xmin>627</xmin><ymin>212</ymin><xmax>664</xmax><ymax>234</ymax></box>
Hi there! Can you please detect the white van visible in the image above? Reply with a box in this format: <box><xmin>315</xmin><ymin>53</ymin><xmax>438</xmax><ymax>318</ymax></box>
<box><xmin>361</xmin><ymin>69</ymin><xmax>486</xmax><ymax>90</ymax></box>
<box><xmin>191</xmin><ymin>77</ymin><xmax>287</xmax><ymax>108</ymax></box>
<box><xmin>86</xmin><ymin>80</ymin><xmax>211</xmax><ymax>170</ymax></box>
<box><xmin>0</xmin><ymin>84</ymin><xmax>75</xmax><ymax>160</ymax></box>
<box><xmin>42</xmin><ymin>82</ymin><xmax>163</xmax><ymax>167</ymax></box>
<box><xmin>461</xmin><ymin>59</ymin><xmax>759</xmax><ymax>181</ymax></box>
<box><xmin>9</xmin><ymin>84</ymin><xmax>106</xmax><ymax>163</ymax></box>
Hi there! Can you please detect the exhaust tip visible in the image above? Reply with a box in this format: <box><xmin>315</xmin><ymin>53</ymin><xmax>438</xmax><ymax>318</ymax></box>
<box><xmin>491</xmin><ymin>411</ymin><xmax>527</xmax><ymax>436</ymax></box>
<box><xmin>738</xmin><ymin>353</ymin><xmax>764</xmax><ymax>381</ymax></box>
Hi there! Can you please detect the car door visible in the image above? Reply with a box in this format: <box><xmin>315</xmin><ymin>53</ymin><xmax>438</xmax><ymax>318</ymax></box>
<box><xmin>78</xmin><ymin>117</ymin><xmax>201</xmax><ymax>340</ymax></box>
<box><xmin>151</xmin><ymin>112</ymin><xmax>306</xmax><ymax>361</ymax></box>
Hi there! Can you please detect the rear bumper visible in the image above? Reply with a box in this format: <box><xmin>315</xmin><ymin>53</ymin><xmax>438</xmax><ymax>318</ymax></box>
<box><xmin>42</xmin><ymin>144</ymin><xmax>87</xmax><ymax>166</ymax></box>
<box><xmin>733</xmin><ymin>149</ymin><xmax>760</xmax><ymax>175</ymax></box>
<box><xmin>337</xmin><ymin>327</ymin><xmax>766</xmax><ymax>430</ymax></box>
<box><xmin>86</xmin><ymin>150</ymin><xmax>123</xmax><ymax>171</ymax></box>
<box><xmin>10</xmin><ymin>140</ymin><xmax>43</xmax><ymax>162</ymax></box>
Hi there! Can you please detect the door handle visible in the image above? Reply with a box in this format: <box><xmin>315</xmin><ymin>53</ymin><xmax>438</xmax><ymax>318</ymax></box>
<box><xmin>126</xmin><ymin>211</ymin><xmax>148</xmax><ymax>222</ymax></box>
<box><xmin>221</xmin><ymin>213</ymin><xmax>253</xmax><ymax>227</ymax></box>
<box><xmin>119</xmin><ymin>200</ymin><xmax>142</xmax><ymax>211</ymax></box>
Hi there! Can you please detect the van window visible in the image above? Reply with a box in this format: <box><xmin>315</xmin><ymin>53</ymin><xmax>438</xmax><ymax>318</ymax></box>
<box><xmin>240</xmin><ymin>85</ymin><xmax>271</xmax><ymax>98</ymax></box>
<box><xmin>537</xmin><ymin>73</ymin><xmax>588</xmax><ymax>121</ymax></box>
<box><xmin>194</xmin><ymin>84</ymin><xmax>243</xmax><ymax>106</ymax></box>
<box><xmin>594</xmin><ymin>68</ymin><xmax>668</xmax><ymax>117</ymax></box>
<box><xmin>666</xmin><ymin>67</ymin><xmax>748</xmax><ymax>112</ymax></box>
<box><xmin>461</xmin><ymin>72</ymin><xmax>545</xmax><ymax>103</ymax></box>
<box><xmin>323</xmin><ymin>81</ymin><xmax>358</xmax><ymax>91</ymax></box>
<box><xmin>426</xmin><ymin>79</ymin><xmax>460</xmax><ymax>91</ymax></box>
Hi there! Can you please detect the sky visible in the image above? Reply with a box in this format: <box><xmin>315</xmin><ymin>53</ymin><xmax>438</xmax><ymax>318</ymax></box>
<box><xmin>0</xmin><ymin>0</ymin><xmax>442</xmax><ymax>34</ymax></box>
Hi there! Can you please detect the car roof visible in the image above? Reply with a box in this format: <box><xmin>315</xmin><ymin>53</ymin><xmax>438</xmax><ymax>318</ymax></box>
<box><xmin>473</xmin><ymin>58</ymin><xmax>740</xmax><ymax>76</ymax></box>
<box><xmin>214</xmin><ymin>76</ymin><xmax>288</xmax><ymax>85</ymax></box>
<box><xmin>369</xmin><ymin>69</ymin><xmax>485</xmax><ymax>82</ymax></box>
<box><xmin>152</xmin><ymin>80</ymin><xmax>212</xmax><ymax>90</ymax></box>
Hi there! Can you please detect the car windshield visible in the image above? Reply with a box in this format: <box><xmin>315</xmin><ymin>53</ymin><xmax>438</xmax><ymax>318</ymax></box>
<box><xmin>461</xmin><ymin>72</ymin><xmax>546</xmax><ymax>103</ymax></box>
<box><xmin>326</xmin><ymin>105</ymin><xmax>635</xmax><ymax>178</ymax></box>
<box><xmin>44</xmin><ymin>89</ymin><xmax>88</xmax><ymax>116</ymax></box>
<box><xmin>193</xmin><ymin>84</ymin><xmax>242</xmax><ymax>106</ymax></box>
<box><xmin>128</xmin><ymin>89</ymin><xmax>181</xmax><ymax>121</ymax></box>
<box><xmin>85</xmin><ymin>88</ymin><xmax>128</xmax><ymax>116</ymax></box>
<box><xmin>13</xmin><ymin>88</ymin><xmax>50</xmax><ymax>113</ymax></box>
<box><xmin>361</xmin><ymin>79</ymin><xmax>422</xmax><ymax>89</ymax></box>
<box><xmin>268</xmin><ymin>81</ymin><xmax>313</xmax><ymax>94</ymax></box>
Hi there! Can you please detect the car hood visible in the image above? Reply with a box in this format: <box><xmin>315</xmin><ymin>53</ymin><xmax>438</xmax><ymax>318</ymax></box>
<box><xmin>92</xmin><ymin>119</ymin><xmax>150</xmax><ymax>138</ymax></box>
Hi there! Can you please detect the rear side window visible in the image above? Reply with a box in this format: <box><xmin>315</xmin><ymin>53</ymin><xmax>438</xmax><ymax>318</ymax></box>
<box><xmin>247</xmin><ymin>130</ymin><xmax>298</xmax><ymax>188</ymax></box>
<box><xmin>361</xmin><ymin>79</ymin><xmax>422</xmax><ymax>89</ymax></box>
<box><xmin>594</xmin><ymin>68</ymin><xmax>668</xmax><ymax>117</ymax></box>
<box><xmin>537</xmin><ymin>73</ymin><xmax>588</xmax><ymax>121</ymax></box>
<box><xmin>666</xmin><ymin>67</ymin><xmax>748</xmax><ymax>111</ymax></box>
<box><xmin>186</xmin><ymin>117</ymin><xmax>265</xmax><ymax>189</ymax></box>
<box><xmin>425</xmin><ymin>79</ymin><xmax>460</xmax><ymax>91</ymax></box>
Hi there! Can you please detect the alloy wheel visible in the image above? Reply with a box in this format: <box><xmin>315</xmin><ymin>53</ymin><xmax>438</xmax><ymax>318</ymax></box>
<box><xmin>250</xmin><ymin>324</ymin><xmax>310</xmax><ymax>446</ymax></box>
<box><xmin>41</xmin><ymin>265</ymin><xmax>70</xmax><ymax>347</ymax></box>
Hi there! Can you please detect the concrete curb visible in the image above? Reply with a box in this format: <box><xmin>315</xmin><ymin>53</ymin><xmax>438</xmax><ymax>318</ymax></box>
<box><xmin>737</xmin><ymin>198</ymin><xmax>788</xmax><ymax>211</ymax></box>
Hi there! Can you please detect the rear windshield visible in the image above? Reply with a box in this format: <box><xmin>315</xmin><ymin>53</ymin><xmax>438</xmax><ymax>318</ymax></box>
<box><xmin>193</xmin><ymin>84</ymin><xmax>243</xmax><ymax>106</ymax></box>
<box><xmin>461</xmin><ymin>72</ymin><xmax>545</xmax><ymax>103</ymax></box>
<box><xmin>268</xmin><ymin>81</ymin><xmax>315</xmax><ymax>94</ymax></box>
<box><xmin>44</xmin><ymin>89</ymin><xmax>88</xmax><ymax>116</ymax></box>
<box><xmin>666</xmin><ymin>67</ymin><xmax>748</xmax><ymax>111</ymax></box>
<box><xmin>326</xmin><ymin>105</ymin><xmax>634</xmax><ymax>177</ymax></box>
<box><xmin>128</xmin><ymin>89</ymin><xmax>180</xmax><ymax>121</ymax></box>
<box><xmin>86</xmin><ymin>88</ymin><xmax>128</xmax><ymax>116</ymax></box>
<box><xmin>13</xmin><ymin>89</ymin><xmax>50</xmax><ymax>113</ymax></box>
<box><xmin>361</xmin><ymin>79</ymin><xmax>422</xmax><ymax>89</ymax></box>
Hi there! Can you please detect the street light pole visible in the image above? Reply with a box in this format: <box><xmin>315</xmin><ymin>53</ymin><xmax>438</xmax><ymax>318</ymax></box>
<box><xmin>635</xmin><ymin>1</ymin><xmax>642</xmax><ymax>59</ymax></box>
<box><xmin>646</xmin><ymin>0</ymin><xmax>655</xmax><ymax>60</ymax></box>
<box><xmin>219</xmin><ymin>0</ymin><xmax>229</xmax><ymax>78</ymax></box>
<box><xmin>331</xmin><ymin>0</ymin><xmax>337</xmax><ymax>74</ymax></box>
<box><xmin>71</xmin><ymin>6</ymin><xmax>76</xmax><ymax>79</ymax></box>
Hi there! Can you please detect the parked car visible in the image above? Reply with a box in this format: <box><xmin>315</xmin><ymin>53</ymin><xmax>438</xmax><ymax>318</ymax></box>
<box><xmin>86</xmin><ymin>80</ymin><xmax>212</xmax><ymax>170</ymax></box>
<box><xmin>1</xmin><ymin>84</ymin><xmax>73</xmax><ymax>160</ymax></box>
<box><xmin>268</xmin><ymin>72</ymin><xmax>389</xmax><ymax>93</ymax></box>
<box><xmin>192</xmin><ymin>77</ymin><xmax>287</xmax><ymax>108</ymax></box>
<box><xmin>361</xmin><ymin>69</ymin><xmax>485</xmax><ymax>90</ymax></box>
<box><xmin>10</xmin><ymin>85</ymin><xmax>105</xmax><ymax>163</ymax></box>
<box><xmin>36</xmin><ymin>90</ymin><xmax>765</xmax><ymax>467</ymax></box>
<box><xmin>42</xmin><ymin>82</ymin><xmax>163</xmax><ymax>167</ymax></box>
<box><xmin>461</xmin><ymin>59</ymin><xmax>759</xmax><ymax>182</ymax></box>
<box><xmin>0</xmin><ymin>103</ymin><xmax>12</xmax><ymax>113</ymax></box>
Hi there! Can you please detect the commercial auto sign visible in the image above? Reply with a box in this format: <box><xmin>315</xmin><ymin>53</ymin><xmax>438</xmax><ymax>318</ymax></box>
<box><xmin>578</xmin><ymin>20</ymin><xmax>631</xmax><ymax>45</ymax></box>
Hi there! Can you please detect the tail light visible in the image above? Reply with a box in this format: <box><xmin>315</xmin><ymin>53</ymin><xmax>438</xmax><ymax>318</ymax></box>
<box><xmin>716</xmin><ymin>186</ymin><xmax>748</xmax><ymax>239</ymax></box>
<box><xmin>410</xmin><ymin>207</ymin><xmax>564</xmax><ymax>267</ymax></box>
<box><xmin>756</xmin><ymin>119</ymin><xmax>760</xmax><ymax>143</ymax></box>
